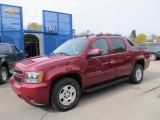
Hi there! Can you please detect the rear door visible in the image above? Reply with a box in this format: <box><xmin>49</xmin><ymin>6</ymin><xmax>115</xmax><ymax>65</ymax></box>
<box><xmin>85</xmin><ymin>38</ymin><xmax>116</xmax><ymax>85</ymax></box>
<box><xmin>109</xmin><ymin>38</ymin><xmax>132</xmax><ymax>77</ymax></box>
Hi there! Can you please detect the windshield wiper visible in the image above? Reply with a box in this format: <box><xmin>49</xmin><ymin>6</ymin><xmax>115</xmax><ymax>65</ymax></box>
<box><xmin>53</xmin><ymin>52</ymin><xmax>70</xmax><ymax>56</ymax></box>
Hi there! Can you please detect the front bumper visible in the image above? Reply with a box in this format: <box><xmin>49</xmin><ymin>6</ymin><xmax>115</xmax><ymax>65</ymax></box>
<box><xmin>10</xmin><ymin>76</ymin><xmax>50</xmax><ymax>105</ymax></box>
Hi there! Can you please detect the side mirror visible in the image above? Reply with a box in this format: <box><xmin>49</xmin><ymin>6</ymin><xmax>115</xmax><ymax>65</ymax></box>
<box><xmin>87</xmin><ymin>48</ymin><xmax>102</xmax><ymax>57</ymax></box>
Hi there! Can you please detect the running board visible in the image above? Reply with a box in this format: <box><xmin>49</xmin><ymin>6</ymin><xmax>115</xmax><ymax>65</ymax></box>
<box><xmin>85</xmin><ymin>77</ymin><xmax>129</xmax><ymax>93</ymax></box>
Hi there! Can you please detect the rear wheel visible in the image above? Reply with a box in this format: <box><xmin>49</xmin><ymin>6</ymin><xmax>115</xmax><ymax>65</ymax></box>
<box><xmin>0</xmin><ymin>66</ymin><xmax>9</xmax><ymax>84</ymax></box>
<box><xmin>50</xmin><ymin>78</ymin><xmax>81</xmax><ymax>112</ymax></box>
<box><xmin>150</xmin><ymin>53</ymin><xmax>157</xmax><ymax>61</ymax></box>
<box><xmin>129</xmin><ymin>64</ymin><xmax>144</xmax><ymax>84</ymax></box>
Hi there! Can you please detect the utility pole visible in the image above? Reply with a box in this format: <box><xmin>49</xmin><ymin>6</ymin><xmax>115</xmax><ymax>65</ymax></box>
<box><xmin>72</xmin><ymin>29</ymin><xmax>75</xmax><ymax>38</ymax></box>
<box><xmin>87</xmin><ymin>30</ymin><xmax>90</xmax><ymax>37</ymax></box>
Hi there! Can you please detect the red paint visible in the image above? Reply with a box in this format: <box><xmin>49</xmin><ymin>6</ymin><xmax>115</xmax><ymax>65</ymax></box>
<box><xmin>10</xmin><ymin>35</ymin><xmax>150</xmax><ymax>105</ymax></box>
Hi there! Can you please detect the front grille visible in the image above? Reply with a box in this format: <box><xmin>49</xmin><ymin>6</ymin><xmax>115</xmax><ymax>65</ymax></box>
<box><xmin>14</xmin><ymin>70</ymin><xmax>23</xmax><ymax>74</ymax></box>
<box><xmin>13</xmin><ymin>69</ymin><xmax>23</xmax><ymax>84</ymax></box>
<box><xmin>14</xmin><ymin>76</ymin><xmax>22</xmax><ymax>83</ymax></box>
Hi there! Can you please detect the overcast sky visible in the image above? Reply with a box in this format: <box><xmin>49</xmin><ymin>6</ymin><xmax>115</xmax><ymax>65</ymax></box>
<box><xmin>1</xmin><ymin>0</ymin><xmax>160</xmax><ymax>36</ymax></box>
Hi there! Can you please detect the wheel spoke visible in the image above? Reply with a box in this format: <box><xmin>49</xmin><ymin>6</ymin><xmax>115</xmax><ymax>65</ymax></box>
<box><xmin>63</xmin><ymin>86</ymin><xmax>69</xmax><ymax>93</ymax></box>
<box><xmin>59</xmin><ymin>93</ymin><xmax>65</xmax><ymax>100</ymax></box>
<box><xmin>70</xmin><ymin>86</ymin><xmax>76</xmax><ymax>93</ymax></box>
<box><xmin>63</xmin><ymin>98</ymin><xmax>70</xmax><ymax>105</ymax></box>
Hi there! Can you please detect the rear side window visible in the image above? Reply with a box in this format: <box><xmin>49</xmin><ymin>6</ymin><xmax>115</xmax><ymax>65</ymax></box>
<box><xmin>11</xmin><ymin>46</ymin><xmax>20</xmax><ymax>54</ymax></box>
<box><xmin>110</xmin><ymin>38</ymin><xmax>126</xmax><ymax>53</ymax></box>
<box><xmin>91</xmin><ymin>39</ymin><xmax>110</xmax><ymax>55</ymax></box>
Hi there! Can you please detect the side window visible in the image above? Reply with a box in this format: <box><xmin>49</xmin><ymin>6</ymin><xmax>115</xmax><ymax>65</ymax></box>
<box><xmin>11</xmin><ymin>46</ymin><xmax>20</xmax><ymax>54</ymax></box>
<box><xmin>110</xmin><ymin>38</ymin><xmax>126</xmax><ymax>53</ymax></box>
<box><xmin>91</xmin><ymin>39</ymin><xmax>110</xmax><ymax>55</ymax></box>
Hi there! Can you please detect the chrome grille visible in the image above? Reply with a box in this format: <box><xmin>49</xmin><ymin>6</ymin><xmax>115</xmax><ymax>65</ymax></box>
<box><xmin>14</xmin><ymin>76</ymin><xmax>22</xmax><ymax>83</ymax></box>
<box><xmin>14</xmin><ymin>69</ymin><xmax>23</xmax><ymax>74</ymax></box>
<box><xmin>13</xmin><ymin>69</ymin><xmax>23</xmax><ymax>84</ymax></box>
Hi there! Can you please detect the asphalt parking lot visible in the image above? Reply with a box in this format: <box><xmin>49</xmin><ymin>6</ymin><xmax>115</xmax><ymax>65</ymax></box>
<box><xmin>0</xmin><ymin>61</ymin><xmax>160</xmax><ymax>120</ymax></box>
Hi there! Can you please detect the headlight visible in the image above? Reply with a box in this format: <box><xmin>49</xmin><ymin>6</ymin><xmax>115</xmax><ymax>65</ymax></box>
<box><xmin>24</xmin><ymin>71</ymin><xmax>44</xmax><ymax>84</ymax></box>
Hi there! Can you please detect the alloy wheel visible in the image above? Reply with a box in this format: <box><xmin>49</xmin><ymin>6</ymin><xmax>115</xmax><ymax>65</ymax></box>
<box><xmin>135</xmin><ymin>68</ymin><xmax>142</xmax><ymax>82</ymax></box>
<box><xmin>58</xmin><ymin>85</ymin><xmax>77</xmax><ymax>106</ymax></box>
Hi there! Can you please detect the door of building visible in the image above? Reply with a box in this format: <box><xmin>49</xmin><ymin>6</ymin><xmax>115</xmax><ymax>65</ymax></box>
<box><xmin>24</xmin><ymin>34</ymin><xmax>40</xmax><ymax>58</ymax></box>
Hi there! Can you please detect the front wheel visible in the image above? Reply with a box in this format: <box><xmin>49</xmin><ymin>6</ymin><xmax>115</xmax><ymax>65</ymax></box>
<box><xmin>129</xmin><ymin>64</ymin><xmax>144</xmax><ymax>84</ymax></box>
<box><xmin>50</xmin><ymin>78</ymin><xmax>81</xmax><ymax>112</ymax></box>
<box><xmin>0</xmin><ymin>66</ymin><xmax>9</xmax><ymax>84</ymax></box>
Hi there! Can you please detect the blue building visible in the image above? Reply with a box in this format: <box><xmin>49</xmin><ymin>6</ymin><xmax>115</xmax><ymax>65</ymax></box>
<box><xmin>0</xmin><ymin>4</ymin><xmax>73</xmax><ymax>57</ymax></box>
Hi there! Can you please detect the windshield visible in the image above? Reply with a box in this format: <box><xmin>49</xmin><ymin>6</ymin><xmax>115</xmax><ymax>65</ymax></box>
<box><xmin>53</xmin><ymin>38</ymin><xmax>89</xmax><ymax>56</ymax></box>
<box><xmin>0</xmin><ymin>44</ymin><xmax>10</xmax><ymax>53</ymax></box>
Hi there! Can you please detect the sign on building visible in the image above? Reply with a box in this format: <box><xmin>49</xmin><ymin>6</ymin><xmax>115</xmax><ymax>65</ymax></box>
<box><xmin>0</xmin><ymin>4</ymin><xmax>24</xmax><ymax>51</ymax></box>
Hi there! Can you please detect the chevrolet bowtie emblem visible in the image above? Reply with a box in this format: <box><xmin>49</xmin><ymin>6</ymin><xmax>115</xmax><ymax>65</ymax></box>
<box><xmin>5</xmin><ymin>8</ymin><xmax>19</xmax><ymax>14</ymax></box>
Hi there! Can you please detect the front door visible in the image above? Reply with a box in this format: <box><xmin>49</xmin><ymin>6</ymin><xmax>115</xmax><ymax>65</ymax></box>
<box><xmin>85</xmin><ymin>38</ymin><xmax>116</xmax><ymax>86</ymax></box>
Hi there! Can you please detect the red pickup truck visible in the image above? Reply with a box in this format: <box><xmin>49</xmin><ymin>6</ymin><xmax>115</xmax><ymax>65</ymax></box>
<box><xmin>10</xmin><ymin>35</ymin><xmax>150</xmax><ymax>111</ymax></box>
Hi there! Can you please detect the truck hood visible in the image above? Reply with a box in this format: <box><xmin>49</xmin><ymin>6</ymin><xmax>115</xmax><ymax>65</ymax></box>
<box><xmin>15</xmin><ymin>55</ymin><xmax>72</xmax><ymax>71</ymax></box>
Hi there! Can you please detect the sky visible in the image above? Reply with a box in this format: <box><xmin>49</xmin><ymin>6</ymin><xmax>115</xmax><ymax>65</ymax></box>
<box><xmin>1</xmin><ymin>0</ymin><xmax>160</xmax><ymax>36</ymax></box>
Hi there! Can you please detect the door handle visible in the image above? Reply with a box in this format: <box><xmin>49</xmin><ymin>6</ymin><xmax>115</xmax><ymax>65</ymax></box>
<box><xmin>109</xmin><ymin>60</ymin><xmax>116</xmax><ymax>64</ymax></box>
<box><xmin>101</xmin><ymin>60</ymin><xmax>116</xmax><ymax>66</ymax></box>
<box><xmin>127</xmin><ymin>56</ymin><xmax>131</xmax><ymax>58</ymax></box>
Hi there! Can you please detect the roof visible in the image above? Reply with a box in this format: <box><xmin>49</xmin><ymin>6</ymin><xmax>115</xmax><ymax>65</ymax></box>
<box><xmin>0</xmin><ymin>43</ymin><xmax>10</xmax><ymax>45</ymax></box>
<box><xmin>0</xmin><ymin>43</ymin><xmax>14</xmax><ymax>46</ymax></box>
<box><xmin>76</xmin><ymin>33</ymin><xmax>122</xmax><ymax>39</ymax></box>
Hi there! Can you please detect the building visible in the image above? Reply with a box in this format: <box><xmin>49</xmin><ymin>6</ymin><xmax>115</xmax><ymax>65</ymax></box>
<box><xmin>0</xmin><ymin>4</ymin><xmax>73</xmax><ymax>57</ymax></box>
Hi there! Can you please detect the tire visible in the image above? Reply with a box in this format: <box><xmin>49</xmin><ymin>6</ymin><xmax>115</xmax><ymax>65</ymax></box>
<box><xmin>129</xmin><ymin>64</ymin><xmax>144</xmax><ymax>84</ymax></box>
<box><xmin>150</xmin><ymin>53</ymin><xmax>157</xmax><ymax>61</ymax></box>
<box><xmin>50</xmin><ymin>78</ymin><xmax>81</xmax><ymax>112</ymax></box>
<box><xmin>0</xmin><ymin>66</ymin><xmax>9</xmax><ymax>84</ymax></box>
